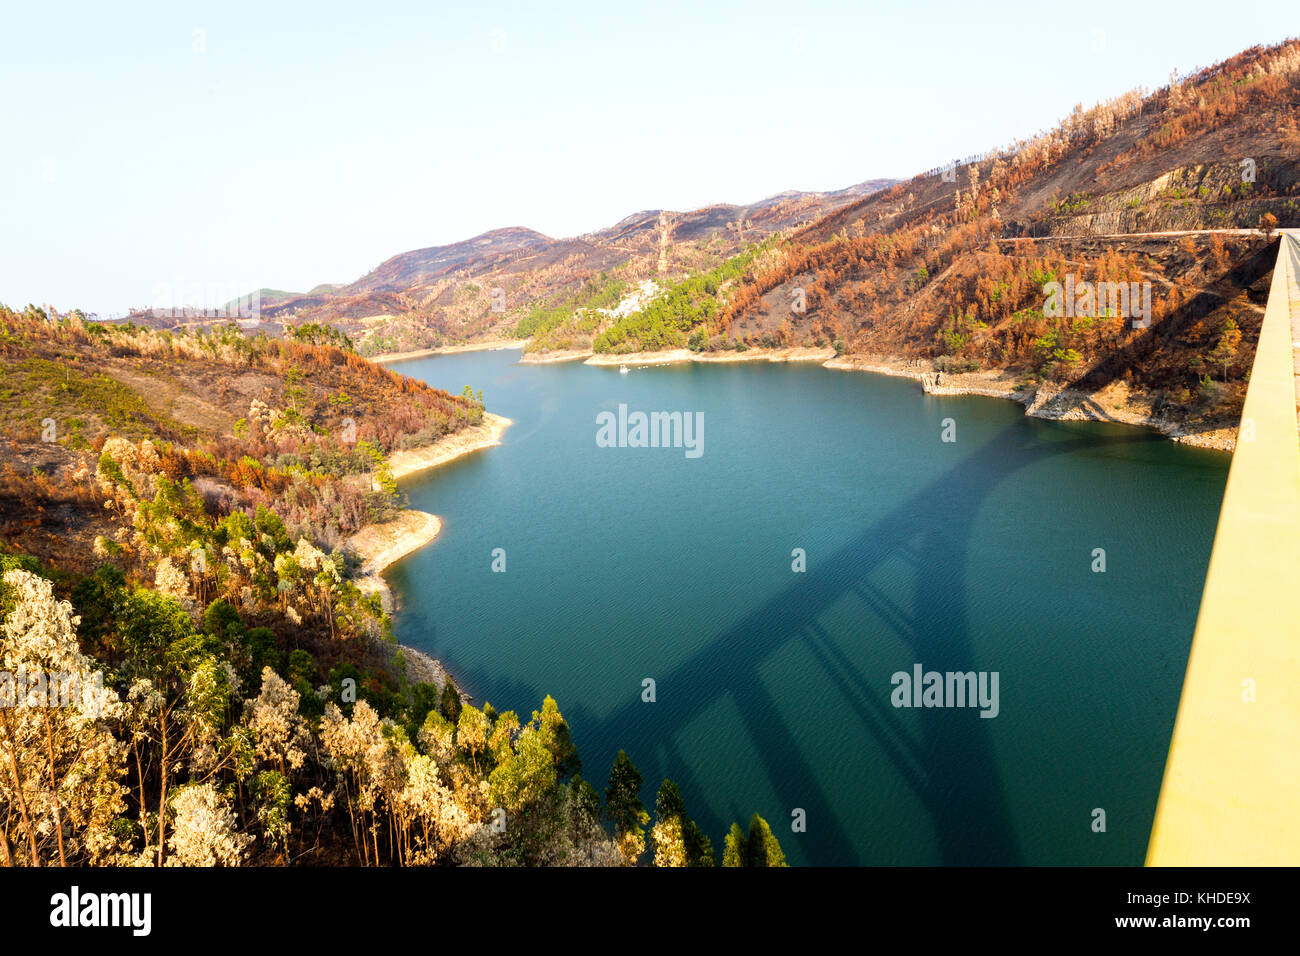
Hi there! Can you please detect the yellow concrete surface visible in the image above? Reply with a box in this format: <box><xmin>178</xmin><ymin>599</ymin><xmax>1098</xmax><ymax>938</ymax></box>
<box><xmin>1147</xmin><ymin>231</ymin><xmax>1300</xmax><ymax>865</ymax></box>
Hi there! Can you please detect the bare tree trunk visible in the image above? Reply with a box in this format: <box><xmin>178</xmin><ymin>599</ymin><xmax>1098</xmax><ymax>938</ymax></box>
<box><xmin>43</xmin><ymin>717</ymin><xmax>66</xmax><ymax>866</ymax></box>
<box><xmin>0</xmin><ymin>711</ymin><xmax>40</xmax><ymax>865</ymax></box>
<box><xmin>157</xmin><ymin>717</ymin><xmax>169</xmax><ymax>866</ymax></box>
<box><xmin>0</xmin><ymin>813</ymin><xmax>13</xmax><ymax>867</ymax></box>
<box><xmin>342</xmin><ymin>781</ymin><xmax>361</xmax><ymax>864</ymax></box>
<box><xmin>134</xmin><ymin>743</ymin><xmax>149</xmax><ymax>851</ymax></box>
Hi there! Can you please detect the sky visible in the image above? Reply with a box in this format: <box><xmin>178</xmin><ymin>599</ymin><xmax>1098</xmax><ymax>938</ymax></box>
<box><xmin>2</xmin><ymin>1</ymin><xmax>1294</xmax><ymax>313</ymax></box>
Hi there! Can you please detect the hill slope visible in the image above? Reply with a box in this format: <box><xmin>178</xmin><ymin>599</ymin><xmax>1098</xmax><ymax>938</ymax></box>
<box><xmin>239</xmin><ymin>180</ymin><xmax>895</xmax><ymax>354</ymax></box>
<box><xmin>576</xmin><ymin>40</ymin><xmax>1300</xmax><ymax>446</ymax></box>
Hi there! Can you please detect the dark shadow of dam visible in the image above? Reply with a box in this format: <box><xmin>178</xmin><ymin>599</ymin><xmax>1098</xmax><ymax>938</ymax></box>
<box><xmin>575</xmin><ymin>418</ymin><xmax>1164</xmax><ymax>866</ymax></box>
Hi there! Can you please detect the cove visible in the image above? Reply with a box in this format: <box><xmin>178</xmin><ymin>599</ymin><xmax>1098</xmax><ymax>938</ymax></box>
<box><xmin>381</xmin><ymin>349</ymin><xmax>1229</xmax><ymax>866</ymax></box>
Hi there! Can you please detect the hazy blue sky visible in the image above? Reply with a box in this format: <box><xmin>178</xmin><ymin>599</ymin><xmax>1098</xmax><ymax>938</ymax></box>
<box><xmin>2</xmin><ymin>1</ymin><xmax>1293</xmax><ymax>313</ymax></box>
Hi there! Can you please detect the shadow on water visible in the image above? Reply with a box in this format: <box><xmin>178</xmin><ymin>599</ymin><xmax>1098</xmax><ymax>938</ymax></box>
<box><xmin>391</xmin><ymin>353</ymin><xmax>1184</xmax><ymax>863</ymax></box>
<box><xmin>572</xmin><ymin>418</ymin><xmax>1164</xmax><ymax>865</ymax></box>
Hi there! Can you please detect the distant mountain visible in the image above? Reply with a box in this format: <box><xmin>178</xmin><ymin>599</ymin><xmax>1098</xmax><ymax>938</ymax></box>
<box><xmin>221</xmin><ymin>285</ymin><xmax>343</xmax><ymax>311</ymax></box>
<box><xmin>347</xmin><ymin>228</ymin><xmax>555</xmax><ymax>295</ymax></box>
<box><xmin>244</xmin><ymin>179</ymin><xmax>896</xmax><ymax>352</ymax></box>
<box><xmin>581</xmin><ymin>180</ymin><xmax>894</xmax><ymax>247</ymax></box>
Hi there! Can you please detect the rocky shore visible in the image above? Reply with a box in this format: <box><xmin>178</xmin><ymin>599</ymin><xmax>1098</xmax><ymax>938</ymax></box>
<box><xmin>826</xmin><ymin>353</ymin><xmax>1237</xmax><ymax>451</ymax></box>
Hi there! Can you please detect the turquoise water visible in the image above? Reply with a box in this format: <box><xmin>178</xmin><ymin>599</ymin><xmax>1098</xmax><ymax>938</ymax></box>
<box><xmin>382</xmin><ymin>349</ymin><xmax>1229</xmax><ymax>866</ymax></box>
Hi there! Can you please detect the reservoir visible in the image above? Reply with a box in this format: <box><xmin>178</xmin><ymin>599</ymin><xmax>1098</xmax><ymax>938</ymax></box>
<box><xmin>383</xmin><ymin>348</ymin><xmax>1228</xmax><ymax>866</ymax></box>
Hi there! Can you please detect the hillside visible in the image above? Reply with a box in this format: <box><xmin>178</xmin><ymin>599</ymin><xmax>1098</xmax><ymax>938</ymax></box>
<box><xmin>0</xmin><ymin>308</ymin><xmax>753</xmax><ymax>868</ymax></box>
<box><xmin>568</xmin><ymin>40</ymin><xmax>1300</xmax><ymax>445</ymax></box>
<box><xmin>225</xmin><ymin>180</ymin><xmax>895</xmax><ymax>355</ymax></box>
<box><xmin>219</xmin><ymin>286</ymin><xmax>345</xmax><ymax>312</ymax></box>
<box><xmin>0</xmin><ymin>309</ymin><xmax>488</xmax><ymax>566</ymax></box>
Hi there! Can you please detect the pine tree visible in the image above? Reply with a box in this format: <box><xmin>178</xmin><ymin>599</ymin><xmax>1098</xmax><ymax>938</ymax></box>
<box><xmin>532</xmin><ymin>694</ymin><xmax>581</xmax><ymax>778</ymax></box>
<box><xmin>439</xmin><ymin>680</ymin><xmax>462</xmax><ymax>723</ymax></box>
<box><xmin>683</xmin><ymin>817</ymin><xmax>715</xmax><ymax>867</ymax></box>
<box><xmin>720</xmin><ymin>814</ymin><xmax>788</xmax><ymax>866</ymax></box>
<box><xmin>566</xmin><ymin>774</ymin><xmax>601</xmax><ymax>834</ymax></box>
<box><xmin>651</xmin><ymin>779</ymin><xmax>715</xmax><ymax>867</ymax></box>
<box><xmin>721</xmin><ymin>822</ymin><xmax>748</xmax><ymax>867</ymax></box>
<box><xmin>651</xmin><ymin>779</ymin><xmax>688</xmax><ymax>866</ymax></box>
<box><xmin>745</xmin><ymin>813</ymin><xmax>788</xmax><ymax>867</ymax></box>
<box><xmin>603</xmin><ymin>750</ymin><xmax>648</xmax><ymax>864</ymax></box>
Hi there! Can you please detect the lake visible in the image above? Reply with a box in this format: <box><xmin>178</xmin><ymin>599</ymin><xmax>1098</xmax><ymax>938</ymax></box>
<box><xmin>382</xmin><ymin>348</ymin><xmax>1229</xmax><ymax>866</ymax></box>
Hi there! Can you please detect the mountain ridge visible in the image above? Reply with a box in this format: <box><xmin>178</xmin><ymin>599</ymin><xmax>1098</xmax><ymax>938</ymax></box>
<box><xmin>519</xmin><ymin>39</ymin><xmax>1300</xmax><ymax>448</ymax></box>
<box><xmin>207</xmin><ymin>178</ymin><xmax>898</xmax><ymax>352</ymax></box>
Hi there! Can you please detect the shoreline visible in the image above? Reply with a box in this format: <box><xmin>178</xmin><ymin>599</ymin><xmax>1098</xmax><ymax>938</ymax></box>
<box><xmin>518</xmin><ymin>348</ymin><xmax>593</xmax><ymax>365</ymax></box>
<box><xmin>520</xmin><ymin>344</ymin><xmax>1236</xmax><ymax>448</ymax></box>
<box><xmin>518</xmin><ymin>344</ymin><xmax>1235</xmax><ymax>451</ymax></box>
<box><xmin>520</xmin><ymin>345</ymin><xmax>839</xmax><ymax>366</ymax></box>
<box><xmin>381</xmin><ymin>412</ymin><xmax>513</xmax><ymax>485</ymax></box>
<box><xmin>825</xmin><ymin>353</ymin><xmax>1237</xmax><ymax>452</ymax></box>
<box><xmin>370</xmin><ymin>339</ymin><xmax>526</xmax><ymax>364</ymax></box>
<box><xmin>347</xmin><ymin>411</ymin><xmax>514</xmax><ymax>699</ymax></box>
<box><xmin>586</xmin><ymin>346</ymin><xmax>838</xmax><ymax>367</ymax></box>
<box><xmin>348</xmin><ymin>509</ymin><xmax>442</xmax><ymax>617</ymax></box>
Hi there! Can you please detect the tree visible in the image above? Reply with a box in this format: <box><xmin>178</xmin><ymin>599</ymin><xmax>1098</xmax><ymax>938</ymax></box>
<box><xmin>165</xmin><ymin>782</ymin><xmax>252</xmax><ymax>866</ymax></box>
<box><xmin>682</xmin><ymin>813</ymin><xmax>715</xmax><ymax>867</ymax></box>
<box><xmin>566</xmin><ymin>774</ymin><xmax>602</xmax><ymax>835</ymax></box>
<box><xmin>319</xmin><ymin>700</ymin><xmax>397</xmax><ymax>865</ymax></box>
<box><xmin>721</xmin><ymin>822</ymin><xmax>748</xmax><ymax>867</ymax></box>
<box><xmin>651</xmin><ymin>780</ymin><xmax>688</xmax><ymax>866</ymax></box>
<box><xmin>721</xmin><ymin>814</ymin><xmax>788</xmax><ymax>867</ymax></box>
<box><xmin>244</xmin><ymin>667</ymin><xmax>308</xmax><ymax>775</ymax></box>
<box><xmin>487</xmin><ymin>726</ymin><xmax>556</xmax><ymax>811</ymax></box>
<box><xmin>651</xmin><ymin>779</ymin><xmax>714</xmax><ymax>867</ymax></box>
<box><xmin>603</xmin><ymin>750</ymin><xmax>648</xmax><ymax>864</ymax></box>
<box><xmin>409</xmin><ymin>682</ymin><xmax>440</xmax><ymax>729</ymax></box>
<box><xmin>455</xmin><ymin>703</ymin><xmax>488</xmax><ymax>774</ymax></box>
<box><xmin>745</xmin><ymin>814</ymin><xmax>788</xmax><ymax>867</ymax></box>
<box><xmin>400</xmin><ymin>752</ymin><xmax>470</xmax><ymax>864</ymax></box>
<box><xmin>439</xmin><ymin>680</ymin><xmax>462</xmax><ymax>723</ymax></box>
<box><xmin>115</xmin><ymin>586</ymin><xmax>223</xmax><ymax>865</ymax></box>
<box><xmin>651</xmin><ymin>813</ymin><xmax>687</xmax><ymax>867</ymax></box>
<box><xmin>1209</xmin><ymin>318</ymin><xmax>1241</xmax><ymax>382</ymax></box>
<box><xmin>487</xmin><ymin>709</ymin><xmax>520</xmax><ymax>765</ymax></box>
<box><xmin>531</xmin><ymin>695</ymin><xmax>580</xmax><ymax>779</ymax></box>
<box><xmin>0</xmin><ymin>569</ymin><xmax>127</xmax><ymax>866</ymax></box>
